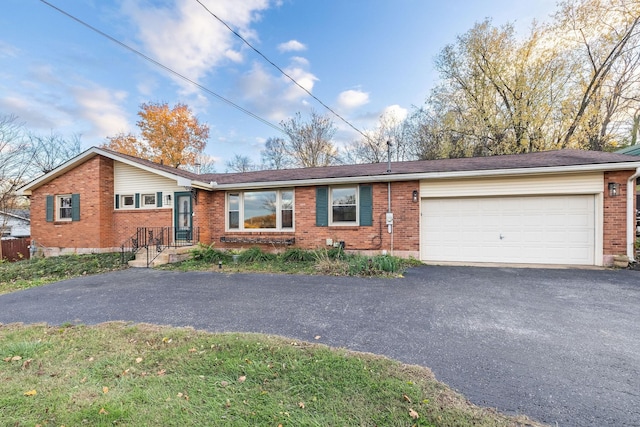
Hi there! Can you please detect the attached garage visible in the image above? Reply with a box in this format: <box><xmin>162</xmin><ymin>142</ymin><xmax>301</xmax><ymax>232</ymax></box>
<box><xmin>420</xmin><ymin>173</ymin><xmax>604</xmax><ymax>266</ymax></box>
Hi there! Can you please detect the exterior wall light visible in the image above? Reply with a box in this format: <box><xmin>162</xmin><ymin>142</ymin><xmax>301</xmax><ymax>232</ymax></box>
<box><xmin>608</xmin><ymin>182</ymin><xmax>620</xmax><ymax>197</ymax></box>
<box><xmin>412</xmin><ymin>190</ymin><xmax>419</xmax><ymax>203</ymax></box>
<box><xmin>164</xmin><ymin>194</ymin><xmax>172</xmax><ymax>205</ymax></box>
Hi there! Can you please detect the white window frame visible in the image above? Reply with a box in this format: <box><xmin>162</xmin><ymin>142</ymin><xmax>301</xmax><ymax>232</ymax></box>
<box><xmin>141</xmin><ymin>193</ymin><xmax>156</xmax><ymax>208</ymax></box>
<box><xmin>226</xmin><ymin>189</ymin><xmax>295</xmax><ymax>231</ymax></box>
<box><xmin>330</xmin><ymin>186</ymin><xmax>359</xmax><ymax>226</ymax></box>
<box><xmin>57</xmin><ymin>194</ymin><xmax>73</xmax><ymax>221</ymax></box>
<box><xmin>120</xmin><ymin>194</ymin><xmax>135</xmax><ymax>209</ymax></box>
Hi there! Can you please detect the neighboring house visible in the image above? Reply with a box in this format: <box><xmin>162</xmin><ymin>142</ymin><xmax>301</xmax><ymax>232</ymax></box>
<box><xmin>17</xmin><ymin>147</ymin><xmax>640</xmax><ymax>267</ymax></box>
<box><xmin>0</xmin><ymin>210</ymin><xmax>31</xmax><ymax>239</ymax></box>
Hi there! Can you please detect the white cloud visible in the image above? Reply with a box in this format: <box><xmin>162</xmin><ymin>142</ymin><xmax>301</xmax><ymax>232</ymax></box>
<box><xmin>381</xmin><ymin>104</ymin><xmax>408</xmax><ymax>122</ymax></box>
<box><xmin>277</xmin><ymin>40</ymin><xmax>307</xmax><ymax>53</ymax></box>
<box><xmin>0</xmin><ymin>40</ymin><xmax>19</xmax><ymax>58</ymax></box>
<box><xmin>337</xmin><ymin>89</ymin><xmax>370</xmax><ymax>110</ymax></box>
<box><xmin>121</xmin><ymin>0</ymin><xmax>270</xmax><ymax>93</ymax></box>
<box><xmin>72</xmin><ymin>86</ymin><xmax>131</xmax><ymax>138</ymax></box>
<box><xmin>237</xmin><ymin>58</ymin><xmax>319</xmax><ymax>122</ymax></box>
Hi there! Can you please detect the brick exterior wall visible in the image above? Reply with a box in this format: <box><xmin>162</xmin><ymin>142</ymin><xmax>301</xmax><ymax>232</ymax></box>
<box><xmin>28</xmin><ymin>153</ymin><xmax>636</xmax><ymax>264</ymax></box>
<box><xmin>208</xmin><ymin>181</ymin><xmax>421</xmax><ymax>257</ymax></box>
<box><xmin>603</xmin><ymin>170</ymin><xmax>636</xmax><ymax>263</ymax></box>
<box><xmin>31</xmin><ymin>156</ymin><xmax>114</xmax><ymax>255</ymax></box>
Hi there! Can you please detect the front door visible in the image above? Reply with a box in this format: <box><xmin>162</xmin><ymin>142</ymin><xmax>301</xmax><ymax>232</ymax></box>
<box><xmin>174</xmin><ymin>191</ymin><xmax>192</xmax><ymax>241</ymax></box>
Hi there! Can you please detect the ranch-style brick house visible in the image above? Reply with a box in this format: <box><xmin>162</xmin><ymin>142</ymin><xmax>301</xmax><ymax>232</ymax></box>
<box><xmin>18</xmin><ymin>146</ymin><xmax>640</xmax><ymax>267</ymax></box>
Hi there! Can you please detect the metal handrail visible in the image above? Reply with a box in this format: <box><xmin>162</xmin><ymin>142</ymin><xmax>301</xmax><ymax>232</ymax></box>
<box><xmin>121</xmin><ymin>227</ymin><xmax>199</xmax><ymax>266</ymax></box>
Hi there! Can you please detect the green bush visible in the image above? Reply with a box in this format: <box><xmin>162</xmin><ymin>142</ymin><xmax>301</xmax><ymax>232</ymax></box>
<box><xmin>190</xmin><ymin>244</ymin><xmax>229</xmax><ymax>263</ymax></box>
<box><xmin>281</xmin><ymin>247</ymin><xmax>316</xmax><ymax>262</ymax></box>
<box><xmin>238</xmin><ymin>246</ymin><xmax>277</xmax><ymax>262</ymax></box>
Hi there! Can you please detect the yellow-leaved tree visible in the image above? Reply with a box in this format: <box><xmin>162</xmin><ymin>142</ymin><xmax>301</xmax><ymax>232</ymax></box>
<box><xmin>103</xmin><ymin>102</ymin><xmax>209</xmax><ymax>168</ymax></box>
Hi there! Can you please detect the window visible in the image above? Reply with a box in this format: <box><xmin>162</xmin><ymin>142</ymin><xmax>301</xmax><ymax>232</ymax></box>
<box><xmin>316</xmin><ymin>185</ymin><xmax>372</xmax><ymax>227</ymax></box>
<box><xmin>142</xmin><ymin>193</ymin><xmax>156</xmax><ymax>207</ymax></box>
<box><xmin>46</xmin><ymin>194</ymin><xmax>80</xmax><ymax>222</ymax></box>
<box><xmin>58</xmin><ymin>195</ymin><xmax>73</xmax><ymax>220</ymax></box>
<box><xmin>227</xmin><ymin>190</ymin><xmax>294</xmax><ymax>231</ymax></box>
<box><xmin>331</xmin><ymin>187</ymin><xmax>357</xmax><ymax>223</ymax></box>
<box><xmin>121</xmin><ymin>195</ymin><xmax>134</xmax><ymax>208</ymax></box>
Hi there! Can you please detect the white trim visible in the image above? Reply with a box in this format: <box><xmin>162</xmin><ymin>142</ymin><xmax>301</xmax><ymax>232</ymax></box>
<box><xmin>18</xmin><ymin>147</ymin><xmax>210</xmax><ymax>195</ymax></box>
<box><xmin>210</xmin><ymin>162</ymin><xmax>640</xmax><ymax>190</ymax></box>
<box><xmin>329</xmin><ymin>185</ymin><xmax>359</xmax><ymax>226</ymax></box>
<box><xmin>627</xmin><ymin>167</ymin><xmax>640</xmax><ymax>261</ymax></box>
<box><xmin>225</xmin><ymin>189</ymin><xmax>295</xmax><ymax>232</ymax></box>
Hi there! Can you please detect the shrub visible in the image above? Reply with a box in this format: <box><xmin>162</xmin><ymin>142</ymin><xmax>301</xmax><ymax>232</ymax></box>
<box><xmin>190</xmin><ymin>244</ymin><xmax>229</xmax><ymax>263</ymax></box>
<box><xmin>238</xmin><ymin>246</ymin><xmax>277</xmax><ymax>262</ymax></box>
<box><xmin>281</xmin><ymin>247</ymin><xmax>316</xmax><ymax>262</ymax></box>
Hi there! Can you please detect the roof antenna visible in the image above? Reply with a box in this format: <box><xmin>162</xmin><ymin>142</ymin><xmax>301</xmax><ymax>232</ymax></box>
<box><xmin>386</xmin><ymin>140</ymin><xmax>392</xmax><ymax>173</ymax></box>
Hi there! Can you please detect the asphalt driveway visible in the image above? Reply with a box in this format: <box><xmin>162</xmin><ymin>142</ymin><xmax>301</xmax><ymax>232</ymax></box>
<box><xmin>1</xmin><ymin>266</ymin><xmax>638</xmax><ymax>426</ymax></box>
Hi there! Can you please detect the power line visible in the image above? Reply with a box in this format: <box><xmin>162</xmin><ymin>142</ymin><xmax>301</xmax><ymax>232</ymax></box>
<box><xmin>38</xmin><ymin>0</ymin><xmax>285</xmax><ymax>135</ymax></box>
<box><xmin>194</xmin><ymin>0</ymin><xmax>371</xmax><ymax>141</ymax></box>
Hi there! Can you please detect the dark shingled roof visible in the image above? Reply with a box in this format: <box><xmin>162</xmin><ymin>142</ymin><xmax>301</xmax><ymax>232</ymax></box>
<box><xmin>102</xmin><ymin>148</ymin><xmax>640</xmax><ymax>186</ymax></box>
<box><xmin>199</xmin><ymin>149</ymin><xmax>640</xmax><ymax>185</ymax></box>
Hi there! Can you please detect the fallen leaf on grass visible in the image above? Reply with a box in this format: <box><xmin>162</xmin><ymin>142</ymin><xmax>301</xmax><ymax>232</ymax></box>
<box><xmin>409</xmin><ymin>408</ymin><xmax>419</xmax><ymax>419</ymax></box>
<box><xmin>135</xmin><ymin>357</ymin><xmax>143</xmax><ymax>363</ymax></box>
<box><xmin>157</xmin><ymin>369</ymin><xmax>166</xmax><ymax>376</ymax></box>
<box><xmin>23</xmin><ymin>389</ymin><xmax>37</xmax><ymax>396</ymax></box>
<box><xmin>298</xmin><ymin>401</ymin><xmax>305</xmax><ymax>409</ymax></box>
<box><xmin>238</xmin><ymin>375</ymin><xmax>246</xmax><ymax>383</ymax></box>
<box><xmin>11</xmin><ymin>355</ymin><xmax>22</xmax><ymax>362</ymax></box>
<box><xmin>102</xmin><ymin>386</ymin><xmax>109</xmax><ymax>394</ymax></box>
<box><xmin>22</xmin><ymin>359</ymin><xmax>32</xmax><ymax>370</ymax></box>
<box><xmin>188</xmin><ymin>348</ymin><xmax>197</xmax><ymax>353</ymax></box>
<box><xmin>99</xmin><ymin>408</ymin><xmax>108</xmax><ymax>415</ymax></box>
<box><xmin>403</xmin><ymin>394</ymin><xmax>412</xmax><ymax>403</ymax></box>
<box><xmin>220</xmin><ymin>381</ymin><xmax>229</xmax><ymax>387</ymax></box>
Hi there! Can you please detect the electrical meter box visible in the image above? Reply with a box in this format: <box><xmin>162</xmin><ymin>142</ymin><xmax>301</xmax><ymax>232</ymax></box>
<box><xmin>385</xmin><ymin>212</ymin><xmax>394</xmax><ymax>225</ymax></box>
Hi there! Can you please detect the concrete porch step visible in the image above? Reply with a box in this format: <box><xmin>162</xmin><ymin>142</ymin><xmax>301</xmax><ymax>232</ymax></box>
<box><xmin>128</xmin><ymin>245</ymin><xmax>197</xmax><ymax>268</ymax></box>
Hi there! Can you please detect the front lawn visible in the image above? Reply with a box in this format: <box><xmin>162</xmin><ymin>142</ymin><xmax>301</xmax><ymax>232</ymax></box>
<box><xmin>0</xmin><ymin>322</ymin><xmax>544</xmax><ymax>427</ymax></box>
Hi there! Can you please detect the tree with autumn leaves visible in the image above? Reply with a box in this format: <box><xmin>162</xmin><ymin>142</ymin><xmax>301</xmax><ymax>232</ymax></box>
<box><xmin>103</xmin><ymin>102</ymin><xmax>209</xmax><ymax>169</ymax></box>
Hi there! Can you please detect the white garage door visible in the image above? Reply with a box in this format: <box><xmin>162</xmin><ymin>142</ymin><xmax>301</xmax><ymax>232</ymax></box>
<box><xmin>421</xmin><ymin>195</ymin><xmax>595</xmax><ymax>265</ymax></box>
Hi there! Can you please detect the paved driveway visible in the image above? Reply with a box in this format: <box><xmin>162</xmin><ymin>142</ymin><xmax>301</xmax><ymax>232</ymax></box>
<box><xmin>1</xmin><ymin>266</ymin><xmax>638</xmax><ymax>426</ymax></box>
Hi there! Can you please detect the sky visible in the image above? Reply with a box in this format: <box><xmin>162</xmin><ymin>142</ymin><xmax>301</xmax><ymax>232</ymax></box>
<box><xmin>1</xmin><ymin>0</ymin><xmax>559</xmax><ymax>170</ymax></box>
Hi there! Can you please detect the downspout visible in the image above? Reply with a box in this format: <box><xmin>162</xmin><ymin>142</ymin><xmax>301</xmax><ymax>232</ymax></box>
<box><xmin>627</xmin><ymin>167</ymin><xmax>640</xmax><ymax>261</ymax></box>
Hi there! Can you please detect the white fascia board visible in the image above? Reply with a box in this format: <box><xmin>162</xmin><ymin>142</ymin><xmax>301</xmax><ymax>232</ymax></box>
<box><xmin>18</xmin><ymin>147</ymin><xmax>206</xmax><ymax>194</ymax></box>
<box><xmin>209</xmin><ymin>161</ymin><xmax>640</xmax><ymax>190</ymax></box>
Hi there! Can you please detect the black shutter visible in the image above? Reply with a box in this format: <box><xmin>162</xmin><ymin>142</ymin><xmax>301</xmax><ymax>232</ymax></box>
<box><xmin>315</xmin><ymin>187</ymin><xmax>328</xmax><ymax>227</ymax></box>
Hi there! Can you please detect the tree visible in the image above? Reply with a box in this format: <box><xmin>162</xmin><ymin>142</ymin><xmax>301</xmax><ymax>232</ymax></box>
<box><xmin>280</xmin><ymin>111</ymin><xmax>338</xmax><ymax>167</ymax></box>
<box><xmin>27</xmin><ymin>131</ymin><xmax>82</xmax><ymax>174</ymax></box>
<box><xmin>226</xmin><ymin>154</ymin><xmax>258</xmax><ymax>173</ymax></box>
<box><xmin>343</xmin><ymin>108</ymin><xmax>412</xmax><ymax>164</ymax></box>
<box><xmin>0</xmin><ymin>115</ymin><xmax>31</xmax><ymax>259</ymax></box>
<box><xmin>103</xmin><ymin>102</ymin><xmax>209</xmax><ymax>168</ymax></box>
<box><xmin>260</xmin><ymin>137</ymin><xmax>291</xmax><ymax>170</ymax></box>
<box><xmin>551</xmin><ymin>0</ymin><xmax>640</xmax><ymax>149</ymax></box>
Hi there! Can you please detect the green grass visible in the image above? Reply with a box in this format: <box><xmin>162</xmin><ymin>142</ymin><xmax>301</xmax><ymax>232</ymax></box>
<box><xmin>0</xmin><ymin>253</ymin><xmax>126</xmax><ymax>295</ymax></box>
<box><xmin>0</xmin><ymin>323</ymin><xmax>544</xmax><ymax>427</ymax></box>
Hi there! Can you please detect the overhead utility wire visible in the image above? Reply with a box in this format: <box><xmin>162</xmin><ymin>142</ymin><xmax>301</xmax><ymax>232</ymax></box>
<box><xmin>38</xmin><ymin>0</ymin><xmax>285</xmax><ymax>134</ymax></box>
<box><xmin>194</xmin><ymin>0</ymin><xmax>371</xmax><ymax>141</ymax></box>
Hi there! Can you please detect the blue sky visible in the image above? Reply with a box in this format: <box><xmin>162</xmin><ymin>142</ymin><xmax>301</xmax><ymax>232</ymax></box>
<box><xmin>1</xmin><ymin>0</ymin><xmax>557</xmax><ymax>169</ymax></box>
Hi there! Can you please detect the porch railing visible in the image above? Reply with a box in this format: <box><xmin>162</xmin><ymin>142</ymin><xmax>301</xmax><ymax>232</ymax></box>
<box><xmin>120</xmin><ymin>227</ymin><xmax>199</xmax><ymax>266</ymax></box>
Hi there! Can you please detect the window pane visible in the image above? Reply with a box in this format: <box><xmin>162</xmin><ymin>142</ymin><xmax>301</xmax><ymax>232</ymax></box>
<box><xmin>333</xmin><ymin>206</ymin><xmax>356</xmax><ymax>222</ymax></box>
<box><xmin>228</xmin><ymin>194</ymin><xmax>240</xmax><ymax>229</ymax></box>
<box><xmin>122</xmin><ymin>195</ymin><xmax>134</xmax><ymax>206</ymax></box>
<box><xmin>143</xmin><ymin>194</ymin><xmax>155</xmax><ymax>206</ymax></box>
<box><xmin>332</xmin><ymin>188</ymin><xmax>356</xmax><ymax>206</ymax></box>
<box><xmin>332</xmin><ymin>187</ymin><xmax>356</xmax><ymax>222</ymax></box>
<box><xmin>281</xmin><ymin>190</ymin><xmax>293</xmax><ymax>228</ymax></box>
<box><xmin>244</xmin><ymin>191</ymin><xmax>276</xmax><ymax>229</ymax></box>
<box><xmin>59</xmin><ymin>196</ymin><xmax>72</xmax><ymax>219</ymax></box>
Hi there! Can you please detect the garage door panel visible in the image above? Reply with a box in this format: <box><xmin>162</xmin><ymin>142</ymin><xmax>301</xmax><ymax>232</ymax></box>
<box><xmin>421</xmin><ymin>195</ymin><xmax>595</xmax><ymax>265</ymax></box>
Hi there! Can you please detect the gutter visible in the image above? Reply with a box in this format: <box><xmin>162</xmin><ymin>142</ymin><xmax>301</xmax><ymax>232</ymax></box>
<box><xmin>207</xmin><ymin>162</ymin><xmax>640</xmax><ymax>191</ymax></box>
<box><xmin>627</xmin><ymin>167</ymin><xmax>640</xmax><ymax>261</ymax></box>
